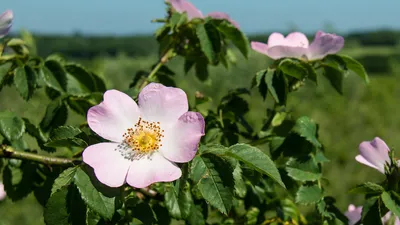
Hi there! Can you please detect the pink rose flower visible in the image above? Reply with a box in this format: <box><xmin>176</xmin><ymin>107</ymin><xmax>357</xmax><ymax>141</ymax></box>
<box><xmin>83</xmin><ymin>83</ymin><xmax>205</xmax><ymax>188</ymax></box>
<box><xmin>169</xmin><ymin>0</ymin><xmax>240</xmax><ymax>28</ymax></box>
<box><xmin>356</xmin><ymin>137</ymin><xmax>393</xmax><ymax>174</ymax></box>
<box><xmin>251</xmin><ymin>30</ymin><xmax>344</xmax><ymax>60</ymax></box>
<box><xmin>0</xmin><ymin>10</ymin><xmax>13</xmax><ymax>38</ymax></box>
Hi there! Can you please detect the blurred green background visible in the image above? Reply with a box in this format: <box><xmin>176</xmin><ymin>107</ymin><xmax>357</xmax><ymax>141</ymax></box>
<box><xmin>0</xmin><ymin>29</ymin><xmax>400</xmax><ymax>224</ymax></box>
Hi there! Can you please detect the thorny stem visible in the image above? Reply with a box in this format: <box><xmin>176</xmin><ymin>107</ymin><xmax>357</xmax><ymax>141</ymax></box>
<box><xmin>138</xmin><ymin>48</ymin><xmax>176</xmax><ymax>90</ymax></box>
<box><xmin>0</xmin><ymin>145</ymin><xmax>80</xmax><ymax>166</ymax></box>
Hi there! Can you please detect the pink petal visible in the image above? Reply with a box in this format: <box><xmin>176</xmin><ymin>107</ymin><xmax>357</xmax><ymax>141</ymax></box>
<box><xmin>355</xmin><ymin>155</ymin><xmax>381</xmax><ymax>172</ymax></box>
<box><xmin>0</xmin><ymin>10</ymin><xmax>13</xmax><ymax>38</ymax></box>
<box><xmin>267</xmin><ymin>32</ymin><xmax>286</xmax><ymax>47</ymax></box>
<box><xmin>87</xmin><ymin>90</ymin><xmax>140</xmax><ymax>143</ymax></box>
<box><xmin>82</xmin><ymin>143</ymin><xmax>132</xmax><ymax>187</ymax></box>
<box><xmin>266</xmin><ymin>45</ymin><xmax>308</xmax><ymax>60</ymax></box>
<box><xmin>344</xmin><ymin>204</ymin><xmax>362</xmax><ymax>225</ymax></box>
<box><xmin>307</xmin><ymin>30</ymin><xmax>344</xmax><ymax>60</ymax></box>
<box><xmin>169</xmin><ymin>0</ymin><xmax>203</xmax><ymax>20</ymax></box>
<box><xmin>253</xmin><ymin>32</ymin><xmax>309</xmax><ymax>59</ymax></box>
<box><xmin>251</xmin><ymin>42</ymin><xmax>269</xmax><ymax>55</ymax></box>
<box><xmin>207</xmin><ymin>12</ymin><xmax>240</xmax><ymax>29</ymax></box>
<box><xmin>138</xmin><ymin>83</ymin><xmax>188</xmax><ymax>125</ymax></box>
<box><xmin>160</xmin><ymin>112</ymin><xmax>205</xmax><ymax>163</ymax></box>
<box><xmin>126</xmin><ymin>152</ymin><xmax>182</xmax><ymax>188</ymax></box>
<box><xmin>0</xmin><ymin>183</ymin><xmax>6</xmax><ymax>201</ymax></box>
<box><xmin>285</xmin><ymin>32</ymin><xmax>309</xmax><ymax>47</ymax></box>
<box><xmin>357</xmin><ymin>137</ymin><xmax>390</xmax><ymax>174</ymax></box>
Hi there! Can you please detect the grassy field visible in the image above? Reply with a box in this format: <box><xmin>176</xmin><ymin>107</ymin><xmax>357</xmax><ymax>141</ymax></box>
<box><xmin>0</xmin><ymin>45</ymin><xmax>400</xmax><ymax>225</ymax></box>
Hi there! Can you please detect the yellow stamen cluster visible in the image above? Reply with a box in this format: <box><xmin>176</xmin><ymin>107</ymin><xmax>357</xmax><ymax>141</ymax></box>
<box><xmin>123</xmin><ymin>117</ymin><xmax>164</xmax><ymax>154</ymax></box>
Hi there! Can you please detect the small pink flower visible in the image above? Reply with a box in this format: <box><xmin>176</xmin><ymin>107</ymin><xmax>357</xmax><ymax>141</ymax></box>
<box><xmin>0</xmin><ymin>182</ymin><xmax>6</xmax><ymax>201</ymax></box>
<box><xmin>169</xmin><ymin>0</ymin><xmax>240</xmax><ymax>28</ymax></box>
<box><xmin>251</xmin><ymin>30</ymin><xmax>344</xmax><ymax>60</ymax></box>
<box><xmin>83</xmin><ymin>83</ymin><xmax>205</xmax><ymax>188</ymax></box>
<box><xmin>0</xmin><ymin>10</ymin><xmax>13</xmax><ymax>38</ymax></box>
<box><xmin>345</xmin><ymin>204</ymin><xmax>362</xmax><ymax>225</ymax></box>
<box><xmin>355</xmin><ymin>137</ymin><xmax>392</xmax><ymax>174</ymax></box>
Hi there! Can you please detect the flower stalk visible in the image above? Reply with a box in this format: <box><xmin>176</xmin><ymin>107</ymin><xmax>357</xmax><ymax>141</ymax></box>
<box><xmin>0</xmin><ymin>145</ymin><xmax>80</xmax><ymax>166</ymax></box>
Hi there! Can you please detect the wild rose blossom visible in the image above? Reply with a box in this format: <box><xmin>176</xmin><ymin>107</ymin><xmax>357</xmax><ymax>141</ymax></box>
<box><xmin>0</xmin><ymin>10</ymin><xmax>13</xmax><ymax>38</ymax></box>
<box><xmin>345</xmin><ymin>204</ymin><xmax>400</xmax><ymax>225</ymax></box>
<box><xmin>251</xmin><ymin>30</ymin><xmax>344</xmax><ymax>60</ymax></box>
<box><xmin>0</xmin><ymin>182</ymin><xmax>6</xmax><ymax>201</ymax></box>
<box><xmin>345</xmin><ymin>204</ymin><xmax>362</xmax><ymax>225</ymax></box>
<box><xmin>83</xmin><ymin>83</ymin><xmax>205</xmax><ymax>188</ymax></box>
<box><xmin>169</xmin><ymin>0</ymin><xmax>240</xmax><ymax>28</ymax></box>
<box><xmin>355</xmin><ymin>137</ymin><xmax>395</xmax><ymax>174</ymax></box>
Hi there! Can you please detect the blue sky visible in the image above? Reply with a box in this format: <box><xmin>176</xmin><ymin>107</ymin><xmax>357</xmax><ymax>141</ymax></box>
<box><xmin>2</xmin><ymin>0</ymin><xmax>400</xmax><ymax>35</ymax></box>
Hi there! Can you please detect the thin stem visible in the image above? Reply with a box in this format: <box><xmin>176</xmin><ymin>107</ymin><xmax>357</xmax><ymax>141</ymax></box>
<box><xmin>0</xmin><ymin>145</ymin><xmax>80</xmax><ymax>166</ymax></box>
<box><xmin>138</xmin><ymin>48</ymin><xmax>175</xmax><ymax>90</ymax></box>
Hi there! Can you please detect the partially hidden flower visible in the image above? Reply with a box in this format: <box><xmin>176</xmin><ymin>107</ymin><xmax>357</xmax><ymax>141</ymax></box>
<box><xmin>0</xmin><ymin>182</ymin><xmax>6</xmax><ymax>201</ymax></box>
<box><xmin>345</xmin><ymin>204</ymin><xmax>362</xmax><ymax>225</ymax></box>
<box><xmin>251</xmin><ymin>30</ymin><xmax>344</xmax><ymax>61</ymax></box>
<box><xmin>0</xmin><ymin>10</ymin><xmax>13</xmax><ymax>38</ymax></box>
<box><xmin>345</xmin><ymin>204</ymin><xmax>400</xmax><ymax>225</ymax></box>
<box><xmin>169</xmin><ymin>0</ymin><xmax>240</xmax><ymax>28</ymax></box>
<box><xmin>355</xmin><ymin>137</ymin><xmax>393</xmax><ymax>174</ymax></box>
<box><xmin>83</xmin><ymin>83</ymin><xmax>205</xmax><ymax>188</ymax></box>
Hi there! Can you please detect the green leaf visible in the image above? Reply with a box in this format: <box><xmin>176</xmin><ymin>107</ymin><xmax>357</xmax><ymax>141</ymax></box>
<box><xmin>51</xmin><ymin>167</ymin><xmax>78</xmax><ymax>195</ymax></box>
<box><xmin>44</xmin><ymin>60</ymin><xmax>68</xmax><ymax>92</ymax></box>
<box><xmin>279</xmin><ymin>59</ymin><xmax>308</xmax><ymax>80</ymax></box>
<box><xmin>3</xmin><ymin>163</ymin><xmax>36</xmax><ymax>201</ymax></box>
<box><xmin>44</xmin><ymin>188</ymin><xmax>70</xmax><ymax>225</ymax></box>
<box><xmin>187</xmin><ymin>204</ymin><xmax>206</xmax><ymax>225</ymax></box>
<box><xmin>196</xmin><ymin>23</ymin><xmax>218</xmax><ymax>64</ymax></box>
<box><xmin>86</xmin><ymin>209</ymin><xmax>102</xmax><ymax>225</ymax></box>
<box><xmin>40</xmin><ymin>98</ymin><xmax>68</xmax><ymax>132</ymax></box>
<box><xmin>44</xmin><ymin>185</ymin><xmax>87</xmax><ymax>225</ymax></box>
<box><xmin>14</xmin><ymin>66</ymin><xmax>36</xmax><ymax>100</ymax></box>
<box><xmin>349</xmin><ymin>182</ymin><xmax>385</xmax><ymax>195</ymax></box>
<box><xmin>286</xmin><ymin>157</ymin><xmax>321</xmax><ymax>181</ymax></box>
<box><xmin>190</xmin><ymin>153</ymin><xmax>234</xmax><ymax>214</ymax></box>
<box><xmin>64</xmin><ymin>63</ymin><xmax>98</xmax><ymax>93</ymax></box>
<box><xmin>265</xmin><ymin>70</ymin><xmax>287</xmax><ymax>105</ymax></box>
<box><xmin>0</xmin><ymin>111</ymin><xmax>25</xmax><ymax>141</ymax></box>
<box><xmin>214</xmin><ymin>20</ymin><xmax>249</xmax><ymax>58</ymax></box>
<box><xmin>45</xmin><ymin>137</ymin><xmax>88</xmax><ymax>148</ymax></box>
<box><xmin>73</xmin><ymin>167</ymin><xmax>117</xmax><ymax>220</ymax></box>
<box><xmin>362</xmin><ymin>197</ymin><xmax>383</xmax><ymax>225</ymax></box>
<box><xmin>0</xmin><ymin>62</ymin><xmax>12</xmax><ymax>86</ymax></box>
<box><xmin>232</xmin><ymin>163</ymin><xmax>246</xmax><ymax>198</ymax></box>
<box><xmin>323</xmin><ymin>66</ymin><xmax>344</xmax><ymax>95</ymax></box>
<box><xmin>49</xmin><ymin>125</ymin><xmax>82</xmax><ymax>141</ymax></box>
<box><xmin>227</xmin><ymin>143</ymin><xmax>285</xmax><ymax>188</ymax></box>
<box><xmin>45</xmin><ymin>125</ymin><xmax>87</xmax><ymax>148</ymax></box>
<box><xmin>291</xmin><ymin>116</ymin><xmax>321</xmax><ymax>148</ymax></box>
<box><xmin>295</xmin><ymin>184</ymin><xmax>323</xmax><ymax>205</ymax></box>
<box><xmin>382</xmin><ymin>192</ymin><xmax>400</xmax><ymax>218</ymax></box>
<box><xmin>170</xmin><ymin>12</ymin><xmax>188</xmax><ymax>30</ymax></box>
<box><xmin>338</xmin><ymin>54</ymin><xmax>369</xmax><ymax>84</ymax></box>
<box><xmin>164</xmin><ymin>183</ymin><xmax>192</xmax><ymax>219</ymax></box>
<box><xmin>254</xmin><ymin>69</ymin><xmax>268</xmax><ymax>100</ymax></box>
<box><xmin>195</xmin><ymin>58</ymin><xmax>209</xmax><ymax>81</ymax></box>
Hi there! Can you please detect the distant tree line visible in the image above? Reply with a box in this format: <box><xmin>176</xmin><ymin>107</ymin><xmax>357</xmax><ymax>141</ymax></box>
<box><xmin>8</xmin><ymin>29</ymin><xmax>400</xmax><ymax>60</ymax></box>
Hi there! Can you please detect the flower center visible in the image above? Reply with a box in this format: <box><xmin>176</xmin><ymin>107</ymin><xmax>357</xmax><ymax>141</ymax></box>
<box><xmin>123</xmin><ymin>117</ymin><xmax>164</xmax><ymax>154</ymax></box>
